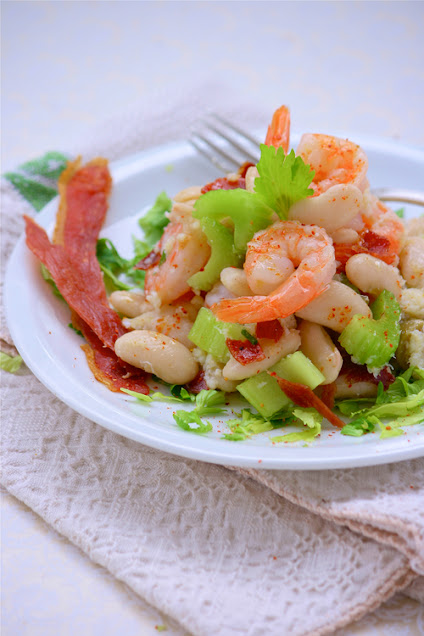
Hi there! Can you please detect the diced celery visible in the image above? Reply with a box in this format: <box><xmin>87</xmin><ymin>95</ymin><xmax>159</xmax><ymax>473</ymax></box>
<box><xmin>192</xmin><ymin>189</ymin><xmax>274</xmax><ymax>253</ymax></box>
<box><xmin>188</xmin><ymin>218</ymin><xmax>243</xmax><ymax>292</ymax></box>
<box><xmin>238</xmin><ymin>373</ymin><xmax>291</xmax><ymax>418</ymax></box>
<box><xmin>188</xmin><ymin>307</ymin><xmax>244</xmax><ymax>363</ymax></box>
<box><xmin>270</xmin><ymin>351</ymin><xmax>325</xmax><ymax>388</ymax></box>
<box><xmin>237</xmin><ymin>351</ymin><xmax>325</xmax><ymax>418</ymax></box>
<box><xmin>339</xmin><ymin>289</ymin><xmax>401</xmax><ymax>370</ymax></box>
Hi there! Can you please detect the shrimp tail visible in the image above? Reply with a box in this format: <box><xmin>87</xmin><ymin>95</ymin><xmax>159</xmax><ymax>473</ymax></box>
<box><xmin>214</xmin><ymin>263</ymin><xmax>335</xmax><ymax>324</ymax></box>
<box><xmin>265</xmin><ymin>105</ymin><xmax>290</xmax><ymax>153</ymax></box>
<box><xmin>214</xmin><ymin>295</ymin><xmax>271</xmax><ymax>324</ymax></box>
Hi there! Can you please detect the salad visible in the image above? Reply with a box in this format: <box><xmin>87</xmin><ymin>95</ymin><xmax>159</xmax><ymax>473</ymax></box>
<box><xmin>25</xmin><ymin>105</ymin><xmax>424</xmax><ymax>444</ymax></box>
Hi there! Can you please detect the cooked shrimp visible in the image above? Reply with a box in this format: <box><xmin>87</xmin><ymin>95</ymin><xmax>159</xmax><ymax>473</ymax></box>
<box><xmin>296</xmin><ymin>134</ymin><xmax>369</xmax><ymax>195</ymax></box>
<box><xmin>144</xmin><ymin>221</ymin><xmax>210</xmax><ymax>305</ymax></box>
<box><xmin>213</xmin><ymin>221</ymin><xmax>336</xmax><ymax>324</ymax></box>
<box><xmin>265</xmin><ymin>105</ymin><xmax>290</xmax><ymax>153</ymax></box>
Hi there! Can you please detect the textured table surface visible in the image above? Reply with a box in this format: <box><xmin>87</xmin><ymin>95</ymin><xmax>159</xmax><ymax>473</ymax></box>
<box><xmin>2</xmin><ymin>2</ymin><xmax>423</xmax><ymax>634</ymax></box>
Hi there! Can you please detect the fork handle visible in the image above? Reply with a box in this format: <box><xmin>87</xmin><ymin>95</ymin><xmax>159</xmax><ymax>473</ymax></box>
<box><xmin>371</xmin><ymin>188</ymin><xmax>424</xmax><ymax>207</ymax></box>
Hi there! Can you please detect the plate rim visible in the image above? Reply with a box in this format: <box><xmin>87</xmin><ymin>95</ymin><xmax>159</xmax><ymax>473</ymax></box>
<box><xmin>4</xmin><ymin>136</ymin><xmax>424</xmax><ymax>470</ymax></box>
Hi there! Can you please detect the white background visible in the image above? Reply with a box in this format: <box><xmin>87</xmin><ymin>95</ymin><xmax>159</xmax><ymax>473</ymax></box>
<box><xmin>2</xmin><ymin>1</ymin><xmax>424</xmax><ymax>634</ymax></box>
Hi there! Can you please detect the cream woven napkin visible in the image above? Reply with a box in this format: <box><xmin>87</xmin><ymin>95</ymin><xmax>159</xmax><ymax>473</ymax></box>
<box><xmin>1</xmin><ymin>84</ymin><xmax>423</xmax><ymax>636</ymax></box>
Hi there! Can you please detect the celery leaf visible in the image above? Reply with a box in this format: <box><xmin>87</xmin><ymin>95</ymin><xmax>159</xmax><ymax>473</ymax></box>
<box><xmin>254</xmin><ymin>145</ymin><xmax>315</xmax><ymax>219</ymax></box>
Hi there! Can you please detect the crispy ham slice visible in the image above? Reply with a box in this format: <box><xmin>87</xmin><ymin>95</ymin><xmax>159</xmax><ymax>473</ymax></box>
<box><xmin>25</xmin><ymin>215</ymin><xmax>126</xmax><ymax>349</ymax></box>
<box><xmin>268</xmin><ymin>372</ymin><xmax>346</xmax><ymax>429</ymax></box>
<box><xmin>73</xmin><ymin>313</ymin><xmax>149</xmax><ymax>394</ymax></box>
<box><xmin>25</xmin><ymin>157</ymin><xmax>149</xmax><ymax>394</ymax></box>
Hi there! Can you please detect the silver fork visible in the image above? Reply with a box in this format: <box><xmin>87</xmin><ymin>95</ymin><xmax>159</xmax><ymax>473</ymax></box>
<box><xmin>190</xmin><ymin>114</ymin><xmax>424</xmax><ymax>207</ymax></box>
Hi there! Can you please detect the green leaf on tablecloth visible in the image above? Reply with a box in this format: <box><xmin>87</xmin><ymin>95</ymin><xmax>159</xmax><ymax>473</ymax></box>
<box><xmin>0</xmin><ymin>352</ymin><xmax>23</xmax><ymax>373</ymax></box>
<box><xmin>19</xmin><ymin>151</ymin><xmax>69</xmax><ymax>180</ymax></box>
<box><xmin>3</xmin><ymin>172</ymin><xmax>58</xmax><ymax>211</ymax></box>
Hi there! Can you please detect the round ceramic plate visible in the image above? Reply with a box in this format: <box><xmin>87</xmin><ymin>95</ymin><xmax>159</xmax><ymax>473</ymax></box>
<box><xmin>5</xmin><ymin>135</ymin><xmax>424</xmax><ymax>469</ymax></box>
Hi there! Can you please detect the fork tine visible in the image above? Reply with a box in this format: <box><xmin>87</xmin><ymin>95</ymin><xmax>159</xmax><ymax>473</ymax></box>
<box><xmin>190</xmin><ymin>132</ymin><xmax>241</xmax><ymax>174</ymax></box>
<box><xmin>206</xmin><ymin>117</ymin><xmax>260</xmax><ymax>165</ymax></box>
<box><xmin>190</xmin><ymin>112</ymin><xmax>262</xmax><ymax>174</ymax></box>
<box><xmin>210</xmin><ymin>113</ymin><xmax>262</xmax><ymax>149</ymax></box>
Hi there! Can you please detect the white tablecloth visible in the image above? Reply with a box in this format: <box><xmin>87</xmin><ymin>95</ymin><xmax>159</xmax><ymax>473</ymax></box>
<box><xmin>2</xmin><ymin>2</ymin><xmax>423</xmax><ymax>634</ymax></box>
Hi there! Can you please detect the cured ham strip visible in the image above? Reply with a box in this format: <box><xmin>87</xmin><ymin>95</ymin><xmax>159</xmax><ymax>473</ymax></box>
<box><xmin>226</xmin><ymin>338</ymin><xmax>265</xmax><ymax>365</ymax></box>
<box><xmin>268</xmin><ymin>372</ymin><xmax>346</xmax><ymax>429</ymax></box>
<box><xmin>25</xmin><ymin>158</ymin><xmax>127</xmax><ymax>350</ymax></box>
<box><xmin>72</xmin><ymin>313</ymin><xmax>149</xmax><ymax>394</ymax></box>
<box><xmin>256</xmin><ymin>319</ymin><xmax>284</xmax><ymax>342</ymax></box>
<box><xmin>53</xmin><ymin>158</ymin><xmax>111</xmax><ymax>254</ymax></box>
<box><xmin>25</xmin><ymin>216</ymin><xmax>126</xmax><ymax>349</ymax></box>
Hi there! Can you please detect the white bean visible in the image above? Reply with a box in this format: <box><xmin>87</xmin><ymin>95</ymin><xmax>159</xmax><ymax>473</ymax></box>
<box><xmin>399</xmin><ymin>238</ymin><xmax>424</xmax><ymax>289</ymax></box>
<box><xmin>296</xmin><ymin>281</ymin><xmax>371</xmax><ymax>333</ymax></box>
<box><xmin>405</xmin><ymin>217</ymin><xmax>424</xmax><ymax>237</ymax></box>
<box><xmin>124</xmin><ymin>306</ymin><xmax>195</xmax><ymax>350</ymax></box>
<box><xmin>345</xmin><ymin>253</ymin><xmax>404</xmax><ymax>299</ymax></box>
<box><xmin>289</xmin><ymin>184</ymin><xmax>363</xmax><ymax>232</ymax></box>
<box><xmin>330</xmin><ymin>228</ymin><xmax>359</xmax><ymax>245</ymax></box>
<box><xmin>115</xmin><ymin>330</ymin><xmax>198</xmax><ymax>385</ymax></box>
<box><xmin>109</xmin><ymin>291</ymin><xmax>151</xmax><ymax>318</ymax></box>
<box><xmin>299</xmin><ymin>320</ymin><xmax>342</xmax><ymax>385</ymax></box>
<box><xmin>204</xmin><ymin>282</ymin><xmax>235</xmax><ymax>308</ymax></box>
<box><xmin>334</xmin><ymin>373</ymin><xmax>378</xmax><ymax>399</ymax></box>
<box><xmin>220</xmin><ymin>268</ymin><xmax>254</xmax><ymax>297</ymax></box>
<box><xmin>223</xmin><ymin>328</ymin><xmax>301</xmax><ymax>381</ymax></box>
<box><xmin>245</xmin><ymin>166</ymin><xmax>259</xmax><ymax>193</ymax></box>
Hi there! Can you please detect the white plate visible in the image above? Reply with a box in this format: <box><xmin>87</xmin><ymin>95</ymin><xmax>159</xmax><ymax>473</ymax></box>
<box><xmin>5</xmin><ymin>136</ymin><xmax>424</xmax><ymax>469</ymax></box>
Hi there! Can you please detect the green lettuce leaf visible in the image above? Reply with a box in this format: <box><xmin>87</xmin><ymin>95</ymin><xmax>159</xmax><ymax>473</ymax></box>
<box><xmin>222</xmin><ymin>409</ymin><xmax>277</xmax><ymax>441</ymax></box>
<box><xmin>40</xmin><ymin>264</ymin><xmax>65</xmax><ymax>300</ymax></box>
<box><xmin>138</xmin><ymin>191</ymin><xmax>171</xmax><ymax>245</ymax></box>
<box><xmin>121</xmin><ymin>388</ymin><xmax>187</xmax><ymax>403</ymax></box>
<box><xmin>271</xmin><ymin>407</ymin><xmax>322</xmax><ymax>443</ymax></box>
<box><xmin>195</xmin><ymin>389</ymin><xmax>226</xmax><ymax>415</ymax></box>
<box><xmin>173</xmin><ymin>410</ymin><xmax>212</xmax><ymax>434</ymax></box>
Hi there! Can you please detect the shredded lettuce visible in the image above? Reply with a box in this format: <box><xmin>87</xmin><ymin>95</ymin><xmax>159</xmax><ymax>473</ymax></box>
<box><xmin>122</xmin><ymin>387</ymin><xmax>225</xmax><ymax>434</ymax></box>
<box><xmin>337</xmin><ymin>367</ymin><xmax>424</xmax><ymax>438</ymax></box>
<box><xmin>222</xmin><ymin>409</ymin><xmax>278</xmax><ymax>441</ymax></box>
<box><xmin>173</xmin><ymin>411</ymin><xmax>213</xmax><ymax>434</ymax></box>
<box><xmin>96</xmin><ymin>192</ymin><xmax>172</xmax><ymax>292</ymax></box>
<box><xmin>169</xmin><ymin>384</ymin><xmax>196</xmax><ymax>401</ymax></box>
<box><xmin>138</xmin><ymin>191</ymin><xmax>171</xmax><ymax>245</ymax></box>
<box><xmin>121</xmin><ymin>388</ymin><xmax>187</xmax><ymax>403</ymax></box>
<box><xmin>40</xmin><ymin>263</ymin><xmax>65</xmax><ymax>300</ymax></box>
<box><xmin>122</xmin><ymin>356</ymin><xmax>423</xmax><ymax>442</ymax></box>
<box><xmin>194</xmin><ymin>389</ymin><xmax>227</xmax><ymax>415</ymax></box>
<box><xmin>0</xmin><ymin>351</ymin><xmax>23</xmax><ymax>373</ymax></box>
<box><xmin>271</xmin><ymin>407</ymin><xmax>322</xmax><ymax>443</ymax></box>
<box><xmin>96</xmin><ymin>238</ymin><xmax>133</xmax><ymax>291</ymax></box>
<box><xmin>255</xmin><ymin>145</ymin><xmax>315</xmax><ymax>219</ymax></box>
<box><xmin>68</xmin><ymin>323</ymin><xmax>83</xmax><ymax>337</ymax></box>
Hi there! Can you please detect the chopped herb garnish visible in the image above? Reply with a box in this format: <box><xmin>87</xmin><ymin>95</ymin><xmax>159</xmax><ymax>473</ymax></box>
<box><xmin>241</xmin><ymin>329</ymin><xmax>258</xmax><ymax>345</ymax></box>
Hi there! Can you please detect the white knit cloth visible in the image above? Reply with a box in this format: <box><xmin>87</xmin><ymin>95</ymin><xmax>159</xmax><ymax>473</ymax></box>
<box><xmin>1</xmin><ymin>86</ymin><xmax>423</xmax><ymax>636</ymax></box>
